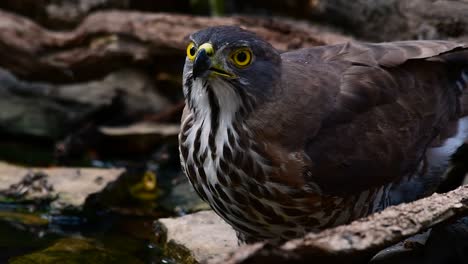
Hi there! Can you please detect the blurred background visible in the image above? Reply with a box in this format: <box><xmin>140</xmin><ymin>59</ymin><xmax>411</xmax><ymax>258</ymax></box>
<box><xmin>0</xmin><ymin>1</ymin><xmax>467</xmax><ymax>263</ymax></box>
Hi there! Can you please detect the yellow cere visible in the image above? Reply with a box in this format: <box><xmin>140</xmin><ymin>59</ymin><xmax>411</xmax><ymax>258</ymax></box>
<box><xmin>198</xmin><ymin>43</ymin><xmax>214</xmax><ymax>56</ymax></box>
<box><xmin>230</xmin><ymin>48</ymin><xmax>253</xmax><ymax>68</ymax></box>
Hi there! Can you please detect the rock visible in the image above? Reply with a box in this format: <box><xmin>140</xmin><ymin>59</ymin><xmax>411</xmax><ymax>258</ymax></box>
<box><xmin>155</xmin><ymin>210</ymin><xmax>238</xmax><ymax>264</ymax></box>
<box><xmin>0</xmin><ymin>219</ymin><xmax>62</xmax><ymax>263</ymax></box>
<box><xmin>8</xmin><ymin>237</ymin><xmax>144</xmax><ymax>264</ymax></box>
<box><xmin>98</xmin><ymin>122</ymin><xmax>179</xmax><ymax>153</ymax></box>
<box><xmin>0</xmin><ymin>161</ymin><xmax>124</xmax><ymax>210</ymax></box>
<box><xmin>56</xmin><ymin>68</ymin><xmax>171</xmax><ymax>116</ymax></box>
<box><xmin>422</xmin><ymin>216</ymin><xmax>468</xmax><ymax>264</ymax></box>
<box><xmin>99</xmin><ymin>122</ymin><xmax>179</xmax><ymax>137</ymax></box>
<box><xmin>82</xmin><ymin>167</ymin><xmax>165</xmax><ymax>216</ymax></box>
<box><xmin>0</xmin><ymin>68</ymin><xmax>170</xmax><ymax>139</ymax></box>
<box><xmin>0</xmin><ymin>68</ymin><xmax>89</xmax><ymax>138</ymax></box>
<box><xmin>371</xmin><ymin>216</ymin><xmax>468</xmax><ymax>264</ymax></box>
<box><xmin>159</xmin><ymin>175</ymin><xmax>210</xmax><ymax>215</ymax></box>
<box><xmin>370</xmin><ymin>231</ymin><xmax>430</xmax><ymax>264</ymax></box>
<box><xmin>0</xmin><ymin>211</ymin><xmax>49</xmax><ymax>227</ymax></box>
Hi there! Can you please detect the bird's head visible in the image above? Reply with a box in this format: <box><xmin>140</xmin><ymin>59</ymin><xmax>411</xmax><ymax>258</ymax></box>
<box><xmin>182</xmin><ymin>26</ymin><xmax>281</xmax><ymax>116</ymax></box>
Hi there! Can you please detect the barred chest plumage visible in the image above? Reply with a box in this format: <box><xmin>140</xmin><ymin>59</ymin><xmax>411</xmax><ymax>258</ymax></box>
<box><xmin>178</xmin><ymin>78</ymin><xmax>391</xmax><ymax>243</ymax></box>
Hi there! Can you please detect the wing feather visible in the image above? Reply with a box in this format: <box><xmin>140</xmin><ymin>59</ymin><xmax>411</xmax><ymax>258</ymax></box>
<box><xmin>293</xmin><ymin>41</ymin><xmax>468</xmax><ymax>195</ymax></box>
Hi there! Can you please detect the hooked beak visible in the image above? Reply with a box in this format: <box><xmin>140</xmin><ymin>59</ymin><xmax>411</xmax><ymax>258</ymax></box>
<box><xmin>192</xmin><ymin>44</ymin><xmax>235</xmax><ymax>79</ymax></box>
<box><xmin>193</xmin><ymin>49</ymin><xmax>211</xmax><ymax>79</ymax></box>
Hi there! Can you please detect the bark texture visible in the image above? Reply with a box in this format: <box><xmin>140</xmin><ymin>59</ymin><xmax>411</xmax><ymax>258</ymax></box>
<box><xmin>0</xmin><ymin>0</ymin><xmax>194</xmax><ymax>29</ymax></box>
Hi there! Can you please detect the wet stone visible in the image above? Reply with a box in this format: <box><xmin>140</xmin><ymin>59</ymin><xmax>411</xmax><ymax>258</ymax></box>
<box><xmin>155</xmin><ymin>210</ymin><xmax>238</xmax><ymax>264</ymax></box>
<box><xmin>159</xmin><ymin>174</ymin><xmax>209</xmax><ymax>214</ymax></box>
<box><xmin>0</xmin><ymin>162</ymin><xmax>124</xmax><ymax>210</ymax></box>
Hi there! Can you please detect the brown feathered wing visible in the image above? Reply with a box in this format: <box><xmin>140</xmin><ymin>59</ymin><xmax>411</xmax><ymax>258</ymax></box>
<box><xmin>281</xmin><ymin>41</ymin><xmax>468</xmax><ymax>195</ymax></box>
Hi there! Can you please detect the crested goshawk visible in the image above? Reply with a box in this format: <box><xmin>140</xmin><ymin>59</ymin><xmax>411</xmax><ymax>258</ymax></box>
<box><xmin>179</xmin><ymin>26</ymin><xmax>468</xmax><ymax>243</ymax></box>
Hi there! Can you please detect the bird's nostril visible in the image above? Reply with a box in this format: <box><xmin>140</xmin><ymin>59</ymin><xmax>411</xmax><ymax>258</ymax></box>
<box><xmin>199</xmin><ymin>43</ymin><xmax>214</xmax><ymax>57</ymax></box>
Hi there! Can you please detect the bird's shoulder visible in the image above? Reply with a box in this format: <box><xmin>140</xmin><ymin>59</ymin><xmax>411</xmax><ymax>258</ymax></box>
<box><xmin>277</xmin><ymin>40</ymin><xmax>466</xmax><ymax>127</ymax></box>
<box><xmin>254</xmin><ymin>41</ymin><xmax>466</xmax><ymax>148</ymax></box>
<box><xmin>281</xmin><ymin>40</ymin><xmax>465</xmax><ymax>67</ymax></box>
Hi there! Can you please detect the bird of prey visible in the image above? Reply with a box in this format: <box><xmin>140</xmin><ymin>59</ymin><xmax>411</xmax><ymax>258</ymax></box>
<box><xmin>179</xmin><ymin>26</ymin><xmax>468</xmax><ymax>243</ymax></box>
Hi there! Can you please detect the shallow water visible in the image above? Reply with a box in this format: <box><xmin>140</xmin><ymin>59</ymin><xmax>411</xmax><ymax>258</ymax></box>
<box><xmin>0</xmin><ymin>154</ymin><xmax>184</xmax><ymax>264</ymax></box>
<box><xmin>0</xmin><ymin>201</ymin><xmax>175</xmax><ymax>264</ymax></box>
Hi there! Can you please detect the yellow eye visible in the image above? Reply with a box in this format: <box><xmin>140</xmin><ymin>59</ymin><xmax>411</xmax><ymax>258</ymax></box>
<box><xmin>230</xmin><ymin>48</ymin><xmax>252</xmax><ymax>68</ymax></box>
<box><xmin>186</xmin><ymin>42</ymin><xmax>197</xmax><ymax>61</ymax></box>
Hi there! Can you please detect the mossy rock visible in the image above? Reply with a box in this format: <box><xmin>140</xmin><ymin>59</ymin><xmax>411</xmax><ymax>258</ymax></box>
<box><xmin>9</xmin><ymin>237</ymin><xmax>144</xmax><ymax>264</ymax></box>
<box><xmin>0</xmin><ymin>211</ymin><xmax>48</xmax><ymax>226</ymax></box>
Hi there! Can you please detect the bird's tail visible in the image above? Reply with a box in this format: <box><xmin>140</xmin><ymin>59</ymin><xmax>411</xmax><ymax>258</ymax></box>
<box><xmin>460</xmin><ymin>71</ymin><xmax>468</xmax><ymax>117</ymax></box>
<box><xmin>390</xmin><ymin>50</ymin><xmax>468</xmax><ymax>202</ymax></box>
<box><xmin>436</xmin><ymin>48</ymin><xmax>468</xmax><ymax>192</ymax></box>
<box><xmin>456</xmin><ymin>67</ymin><xmax>468</xmax><ymax>116</ymax></box>
<box><xmin>437</xmin><ymin>142</ymin><xmax>468</xmax><ymax>193</ymax></box>
<box><xmin>437</xmin><ymin>48</ymin><xmax>468</xmax><ymax>116</ymax></box>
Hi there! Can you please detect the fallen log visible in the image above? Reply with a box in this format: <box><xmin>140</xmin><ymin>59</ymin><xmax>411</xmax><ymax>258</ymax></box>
<box><xmin>0</xmin><ymin>9</ymin><xmax>350</xmax><ymax>82</ymax></box>
<box><xmin>219</xmin><ymin>184</ymin><xmax>468</xmax><ymax>264</ymax></box>
<box><xmin>0</xmin><ymin>0</ymin><xmax>191</xmax><ymax>29</ymax></box>
<box><xmin>0</xmin><ymin>0</ymin><xmax>129</xmax><ymax>29</ymax></box>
